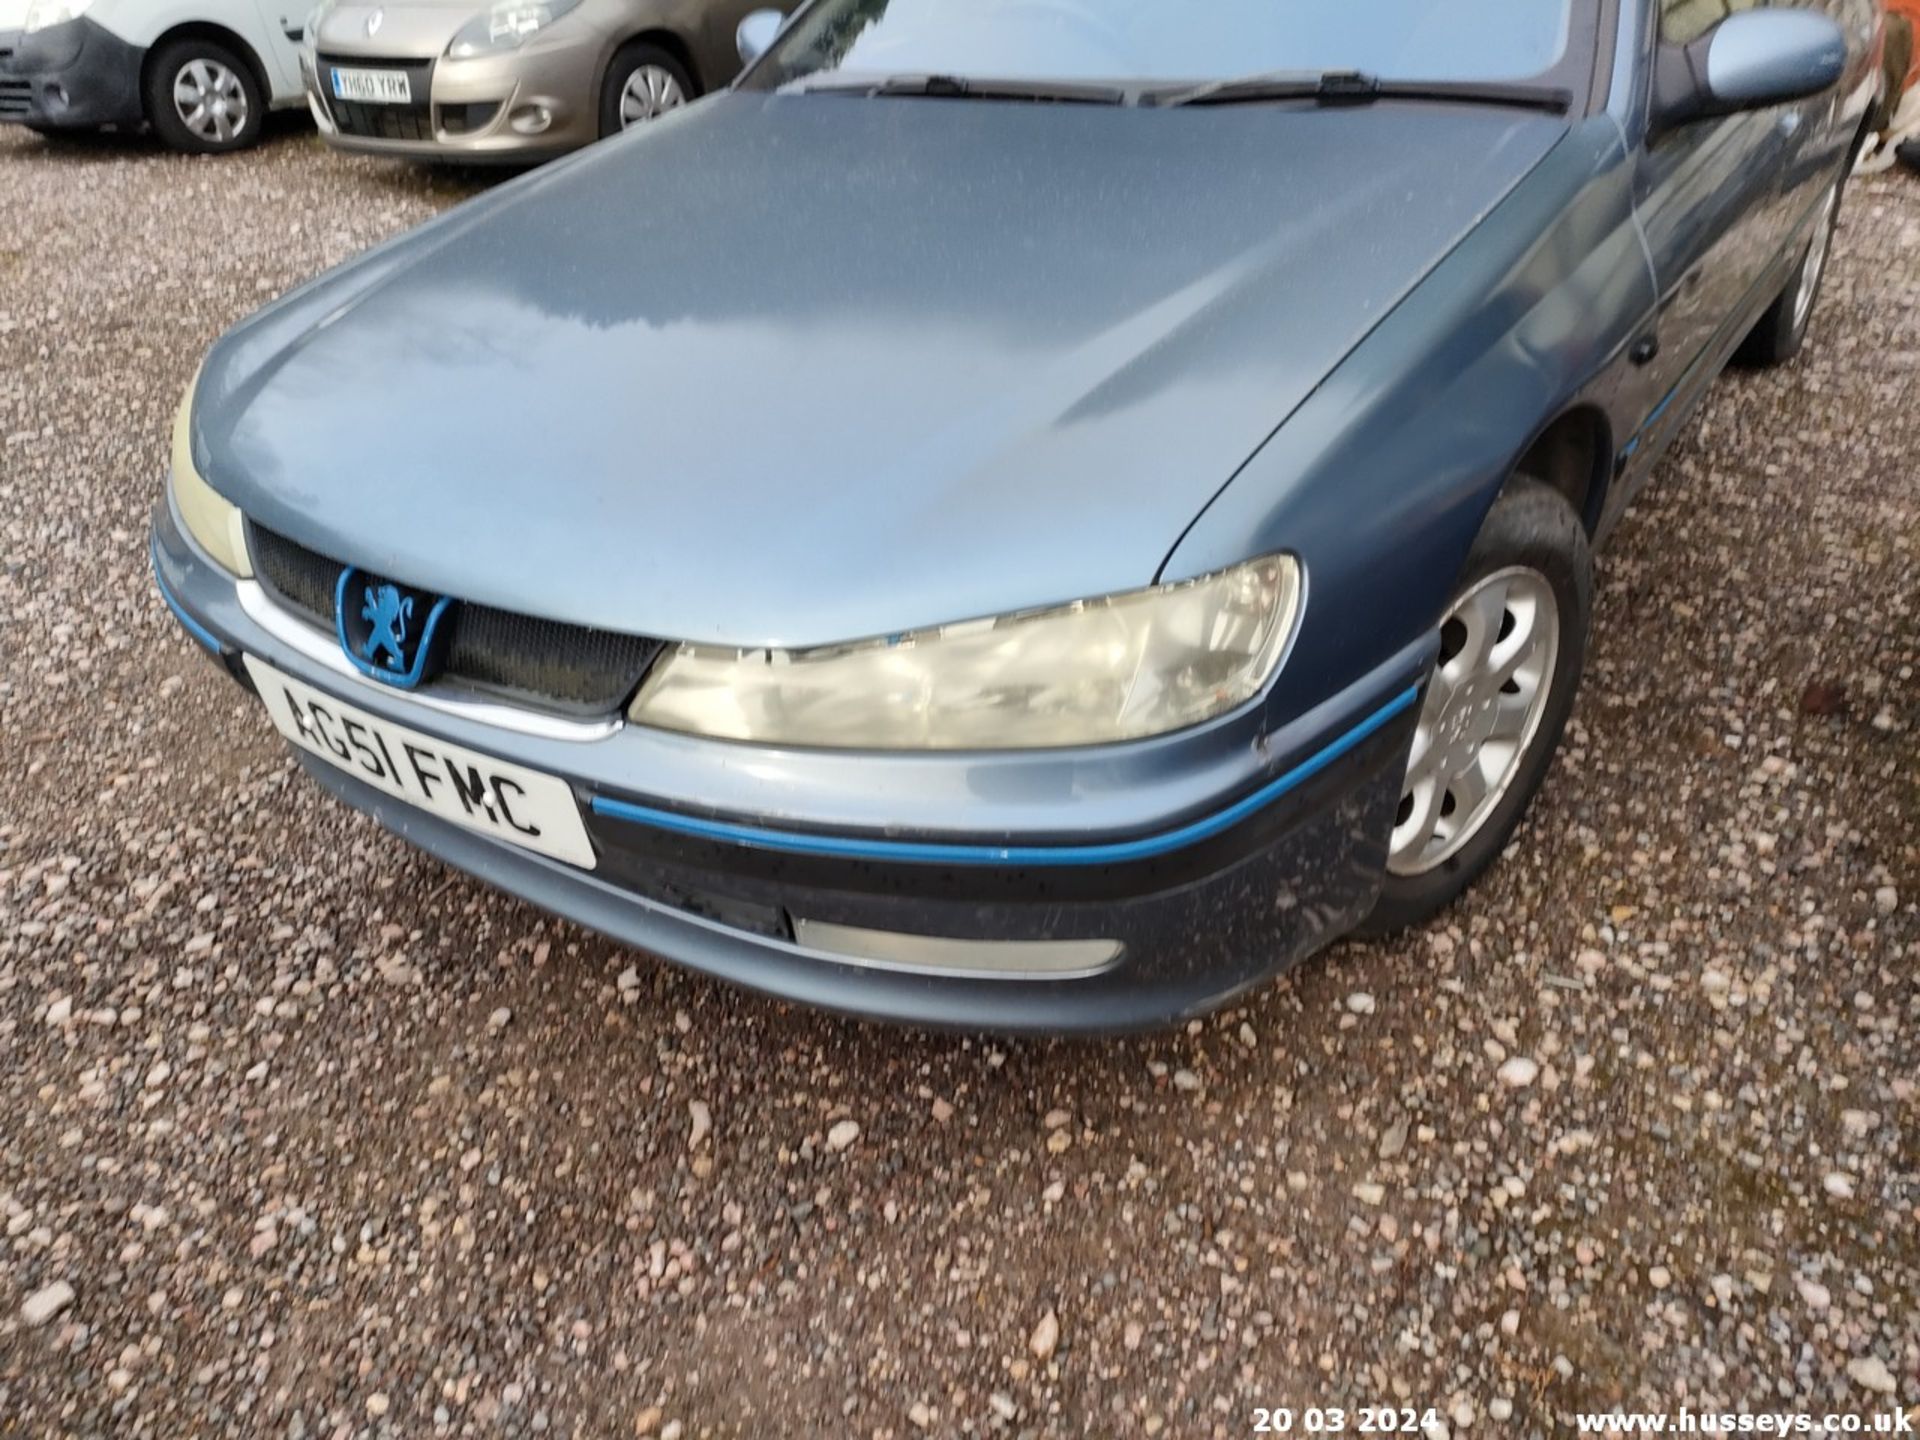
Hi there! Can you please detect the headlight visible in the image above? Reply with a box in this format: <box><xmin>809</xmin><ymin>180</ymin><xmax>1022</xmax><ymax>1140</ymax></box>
<box><xmin>168</xmin><ymin>373</ymin><xmax>252</xmax><ymax>579</ymax></box>
<box><xmin>447</xmin><ymin>0</ymin><xmax>582</xmax><ymax>57</ymax></box>
<box><xmin>629</xmin><ymin>554</ymin><xmax>1302</xmax><ymax>750</ymax></box>
<box><xmin>23</xmin><ymin>0</ymin><xmax>93</xmax><ymax>31</ymax></box>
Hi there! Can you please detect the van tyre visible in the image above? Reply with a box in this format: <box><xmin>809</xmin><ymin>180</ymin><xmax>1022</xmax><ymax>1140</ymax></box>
<box><xmin>145</xmin><ymin>37</ymin><xmax>264</xmax><ymax>154</ymax></box>
<box><xmin>1360</xmin><ymin>481</ymin><xmax>1591</xmax><ymax>937</ymax></box>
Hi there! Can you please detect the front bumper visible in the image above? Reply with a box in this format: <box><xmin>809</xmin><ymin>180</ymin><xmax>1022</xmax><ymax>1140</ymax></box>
<box><xmin>303</xmin><ymin>34</ymin><xmax>599</xmax><ymax>160</ymax></box>
<box><xmin>0</xmin><ymin>17</ymin><xmax>144</xmax><ymax>129</ymax></box>
<box><xmin>153</xmin><ymin>499</ymin><xmax>1427</xmax><ymax>1033</ymax></box>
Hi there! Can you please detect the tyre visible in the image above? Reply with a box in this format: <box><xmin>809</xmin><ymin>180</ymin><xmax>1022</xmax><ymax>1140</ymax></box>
<box><xmin>144</xmin><ymin>37</ymin><xmax>264</xmax><ymax>155</ymax></box>
<box><xmin>1359</xmin><ymin>481</ymin><xmax>1592</xmax><ymax>937</ymax></box>
<box><xmin>598</xmin><ymin>42</ymin><xmax>693</xmax><ymax>139</ymax></box>
<box><xmin>1736</xmin><ymin>180</ymin><xmax>1841</xmax><ymax>367</ymax></box>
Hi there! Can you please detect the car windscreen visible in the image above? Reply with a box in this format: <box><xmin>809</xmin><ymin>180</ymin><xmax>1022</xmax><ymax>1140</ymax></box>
<box><xmin>742</xmin><ymin>0</ymin><xmax>1581</xmax><ymax>92</ymax></box>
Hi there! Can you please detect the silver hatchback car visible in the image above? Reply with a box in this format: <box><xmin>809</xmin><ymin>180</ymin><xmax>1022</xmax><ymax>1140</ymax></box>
<box><xmin>302</xmin><ymin>0</ymin><xmax>777</xmax><ymax>160</ymax></box>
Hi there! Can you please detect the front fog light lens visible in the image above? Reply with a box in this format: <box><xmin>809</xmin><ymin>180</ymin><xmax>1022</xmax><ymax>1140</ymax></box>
<box><xmin>509</xmin><ymin>103</ymin><xmax>552</xmax><ymax>134</ymax></box>
<box><xmin>630</xmin><ymin>553</ymin><xmax>1303</xmax><ymax>751</ymax></box>
<box><xmin>169</xmin><ymin>375</ymin><xmax>251</xmax><ymax>578</ymax></box>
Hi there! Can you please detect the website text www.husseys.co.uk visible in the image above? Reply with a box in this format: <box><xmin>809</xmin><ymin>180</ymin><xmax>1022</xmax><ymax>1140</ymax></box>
<box><xmin>1574</xmin><ymin>1411</ymin><xmax>1914</xmax><ymax>1435</ymax></box>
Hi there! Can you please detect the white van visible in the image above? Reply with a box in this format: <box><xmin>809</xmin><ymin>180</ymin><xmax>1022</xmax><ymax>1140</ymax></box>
<box><xmin>0</xmin><ymin>0</ymin><xmax>306</xmax><ymax>152</ymax></box>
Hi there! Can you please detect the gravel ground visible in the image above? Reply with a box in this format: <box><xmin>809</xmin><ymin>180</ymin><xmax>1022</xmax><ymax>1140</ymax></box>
<box><xmin>0</xmin><ymin>121</ymin><xmax>1915</xmax><ymax>1438</ymax></box>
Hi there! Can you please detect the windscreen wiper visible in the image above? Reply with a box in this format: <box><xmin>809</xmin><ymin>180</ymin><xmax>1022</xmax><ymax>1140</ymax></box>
<box><xmin>793</xmin><ymin>73</ymin><xmax>1128</xmax><ymax>105</ymax></box>
<box><xmin>1146</xmin><ymin>68</ymin><xmax>1572</xmax><ymax>113</ymax></box>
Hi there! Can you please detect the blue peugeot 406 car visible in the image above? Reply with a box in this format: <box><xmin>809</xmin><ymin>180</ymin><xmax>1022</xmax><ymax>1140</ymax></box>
<box><xmin>153</xmin><ymin>0</ymin><xmax>1882</xmax><ymax>1031</ymax></box>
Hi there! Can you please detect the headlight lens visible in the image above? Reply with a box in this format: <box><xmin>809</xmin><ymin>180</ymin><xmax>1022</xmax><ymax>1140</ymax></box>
<box><xmin>23</xmin><ymin>0</ymin><xmax>93</xmax><ymax>32</ymax></box>
<box><xmin>169</xmin><ymin>373</ymin><xmax>252</xmax><ymax>579</ymax></box>
<box><xmin>628</xmin><ymin>554</ymin><xmax>1301</xmax><ymax>750</ymax></box>
<box><xmin>447</xmin><ymin>0</ymin><xmax>581</xmax><ymax>57</ymax></box>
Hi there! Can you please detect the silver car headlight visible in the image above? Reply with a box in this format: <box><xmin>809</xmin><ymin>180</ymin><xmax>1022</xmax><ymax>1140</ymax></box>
<box><xmin>23</xmin><ymin>0</ymin><xmax>94</xmax><ymax>32</ymax></box>
<box><xmin>628</xmin><ymin>554</ymin><xmax>1302</xmax><ymax>750</ymax></box>
<box><xmin>168</xmin><ymin>371</ymin><xmax>252</xmax><ymax>579</ymax></box>
<box><xmin>447</xmin><ymin>0</ymin><xmax>582</xmax><ymax>57</ymax></box>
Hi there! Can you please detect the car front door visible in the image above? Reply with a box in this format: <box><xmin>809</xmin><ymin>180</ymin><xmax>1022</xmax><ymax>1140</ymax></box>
<box><xmin>248</xmin><ymin>0</ymin><xmax>307</xmax><ymax>97</ymax></box>
<box><xmin>1775</xmin><ymin>0</ymin><xmax>1877</xmax><ymax>231</ymax></box>
<box><xmin>1628</xmin><ymin>0</ymin><xmax>1797</xmax><ymax>456</ymax></box>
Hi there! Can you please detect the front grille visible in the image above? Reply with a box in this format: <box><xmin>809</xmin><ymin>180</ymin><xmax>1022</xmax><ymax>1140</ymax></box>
<box><xmin>0</xmin><ymin>78</ymin><xmax>31</xmax><ymax>119</ymax></box>
<box><xmin>316</xmin><ymin>55</ymin><xmax>433</xmax><ymax>141</ymax></box>
<box><xmin>249</xmin><ymin>523</ymin><xmax>666</xmax><ymax>716</ymax></box>
<box><xmin>437</xmin><ymin>101</ymin><xmax>498</xmax><ymax>136</ymax></box>
<box><xmin>252</xmin><ymin>524</ymin><xmax>340</xmax><ymax>620</ymax></box>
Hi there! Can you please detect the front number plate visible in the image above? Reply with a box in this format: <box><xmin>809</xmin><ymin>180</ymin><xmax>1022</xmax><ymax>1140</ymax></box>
<box><xmin>330</xmin><ymin>67</ymin><xmax>412</xmax><ymax>104</ymax></box>
<box><xmin>243</xmin><ymin>656</ymin><xmax>597</xmax><ymax>870</ymax></box>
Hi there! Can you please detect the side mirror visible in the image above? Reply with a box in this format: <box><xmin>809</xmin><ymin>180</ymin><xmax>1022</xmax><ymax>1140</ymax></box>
<box><xmin>1654</xmin><ymin>8</ymin><xmax>1847</xmax><ymax>132</ymax></box>
<box><xmin>737</xmin><ymin>8</ymin><xmax>784</xmax><ymax>67</ymax></box>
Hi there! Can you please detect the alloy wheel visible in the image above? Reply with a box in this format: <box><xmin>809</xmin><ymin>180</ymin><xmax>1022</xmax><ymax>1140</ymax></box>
<box><xmin>1792</xmin><ymin>185</ymin><xmax>1838</xmax><ymax>334</ymax></box>
<box><xmin>618</xmin><ymin>65</ymin><xmax>687</xmax><ymax>128</ymax></box>
<box><xmin>172</xmin><ymin>58</ymin><xmax>250</xmax><ymax>145</ymax></box>
<box><xmin>1388</xmin><ymin>566</ymin><xmax>1561</xmax><ymax>876</ymax></box>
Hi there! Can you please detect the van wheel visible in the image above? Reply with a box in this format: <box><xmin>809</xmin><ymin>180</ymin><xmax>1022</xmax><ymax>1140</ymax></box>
<box><xmin>145</xmin><ymin>38</ymin><xmax>264</xmax><ymax>154</ymax></box>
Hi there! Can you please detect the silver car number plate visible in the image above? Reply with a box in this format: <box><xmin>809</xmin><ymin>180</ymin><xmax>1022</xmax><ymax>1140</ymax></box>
<box><xmin>331</xmin><ymin>67</ymin><xmax>412</xmax><ymax>104</ymax></box>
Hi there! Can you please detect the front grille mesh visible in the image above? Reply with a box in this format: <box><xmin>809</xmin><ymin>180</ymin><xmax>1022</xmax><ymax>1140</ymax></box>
<box><xmin>252</xmin><ymin>524</ymin><xmax>341</xmax><ymax>621</ymax></box>
<box><xmin>248</xmin><ymin>523</ymin><xmax>665</xmax><ymax>716</ymax></box>
<box><xmin>437</xmin><ymin>101</ymin><xmax>499</xmax><ymax>136</ymax></box>
<box><xmin>317</xmin><ymin>55</ymin><xmax>434</xmax><ymax>141</ymax></box>
<box><xmin>447</xmin><ymin>608</ymin><xmax>661</xmax><ymax>708</ymax></box>
<box><xmin>328</xmin><ymin>98</ymin><xmax>432</xmax><ymax>141</ymax></box>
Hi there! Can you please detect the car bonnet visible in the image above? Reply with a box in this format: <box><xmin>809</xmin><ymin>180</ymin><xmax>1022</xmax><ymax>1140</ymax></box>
<box><xmin>195</xmin><ymin>92</ymin><xmax>1569</xmax><ymax>649</ymax></box>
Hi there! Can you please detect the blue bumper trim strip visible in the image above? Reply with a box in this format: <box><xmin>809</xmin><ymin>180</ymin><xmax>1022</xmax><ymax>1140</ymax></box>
<box><xmin>591</xmin><ymin>684</ymin><xmax>1420</xmax><ymax>868</ymax></box>
<box><xmin>152</xmin><ymin>540</ymin><xmax>225</xmax><ymax>656</ymax></box>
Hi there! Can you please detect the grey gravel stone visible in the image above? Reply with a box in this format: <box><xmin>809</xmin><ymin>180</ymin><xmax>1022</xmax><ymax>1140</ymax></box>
<box><xmin>825</xmin><ymin>1119</ymin><xmax>860</xmax><ymax>1151</ymax></box>
<box><xmin>0</xmin><ymin>127</ymin><xmax>1915</xmax><ymax>1438</ymax></box>
<box><xmin>1496</xmin><ymin>1056</ymin><xmax>1539</xmax><ymax>1088</ymax></box>
<box><xmin>1845</xmin><ymin>1356</ymin><xmax>1896</xmax><ymax>1395</ymax></box>
<box><xmin>20</xmin><ymin>1280</ymin><xmax>75</xmax><ymax>1327</ymax></box>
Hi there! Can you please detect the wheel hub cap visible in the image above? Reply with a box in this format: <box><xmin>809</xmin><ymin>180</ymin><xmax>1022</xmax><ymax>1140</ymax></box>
<box><xmin>619</xmin><ymin>65</ymin><xmax>686</xmax><ymax>128</ymax></box>
<box><xmin>1792</xmin><ymin>184</ymin><xmax>1837</xmax><ymax>333</ymax></box>
<box><xmin>173</xmin><ymin>58</ymin><xmax>249</xmax><ymax>143</ymax></box>
<box><xmin>1388</xmin><ymin>566</ymin><xmax>1561</xmax><ymax>877</ymax></box>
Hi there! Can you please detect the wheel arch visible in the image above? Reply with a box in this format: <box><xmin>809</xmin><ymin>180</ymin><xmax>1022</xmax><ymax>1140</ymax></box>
<box><xmin>142</xmin><ymin>21</ymin><xmax>272</xmax><ymax>115</ymax></box>
<box><xmin>1503</xmin><ymin>405</ymin><xmax>1613</xmax><ymax>537</ymax></box>
<box><xmin>603</xmin><ymin>27</ymin><xmax>703</xmax><ymax>98</ymax></box>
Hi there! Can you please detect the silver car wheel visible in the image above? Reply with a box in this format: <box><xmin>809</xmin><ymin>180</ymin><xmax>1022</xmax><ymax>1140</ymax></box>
<box><xmin>1388</xmin><ymin>566</ymin><xmax>1561</xmax><ymax>877</ymax></box>
<box><xmin>172</xmin><ymin>57</ymin><xmax>250</xmax><ymax>144</ymax></box>
<box><xmin>618</xmin><ymin>64</ymin><xmax>687</xmax><ymax>128</ymax></box>
<box><xmin>1791</xmin><ymin>184</ymin><xmax>1838</xmax><ymax>333</ymax></box>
